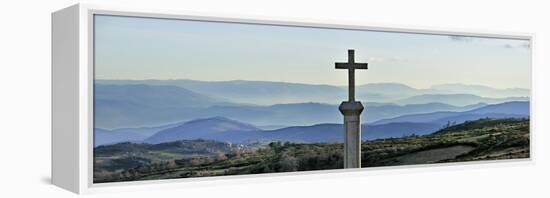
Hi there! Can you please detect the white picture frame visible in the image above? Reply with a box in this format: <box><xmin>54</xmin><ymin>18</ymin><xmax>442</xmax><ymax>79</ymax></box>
<box><xmin>52</xmin><ymin>3</ymin><xmax>534</xmax><ymax>194</ymax></box>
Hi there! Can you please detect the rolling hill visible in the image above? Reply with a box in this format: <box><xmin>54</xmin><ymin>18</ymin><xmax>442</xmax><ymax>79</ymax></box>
<box><xmin>94</xmin><ymin>121</ymin><xmax>185</xmax><ymax>147</ymax></box>
<box><xmin>144</xmin><ymin>117</ymin><xmax>260</xmax><ymax>144</ymax></box>
<box><xmin>94</xmin><ymin>128</ymin><xmax>147</xmax><ymax>147</ymax></box>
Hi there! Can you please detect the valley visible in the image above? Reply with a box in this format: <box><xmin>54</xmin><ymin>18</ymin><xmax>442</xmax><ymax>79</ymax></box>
<box><xmin>94</xmin><ymin>118</ymin><xmax>530</xmax><ymax>183</ymax></box>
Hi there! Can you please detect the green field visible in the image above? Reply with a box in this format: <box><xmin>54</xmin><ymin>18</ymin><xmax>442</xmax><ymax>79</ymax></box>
<box><xmin>94</xmin><ymin>118</ymin><xmax>530</xmax><ymax>183</ymax></box>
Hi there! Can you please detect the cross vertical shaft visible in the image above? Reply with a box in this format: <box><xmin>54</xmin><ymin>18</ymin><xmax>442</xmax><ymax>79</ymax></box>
<box><xmin>348</xmin><ymin>50</ymin><xmax>355</xmax><ymax>101</ymax></box>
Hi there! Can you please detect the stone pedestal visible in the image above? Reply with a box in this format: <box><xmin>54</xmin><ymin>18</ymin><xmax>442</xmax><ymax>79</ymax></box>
<box><xmin>339</xmin><ymin>101</ymin><xmax>364</xmax><ymax>168</ymax></box>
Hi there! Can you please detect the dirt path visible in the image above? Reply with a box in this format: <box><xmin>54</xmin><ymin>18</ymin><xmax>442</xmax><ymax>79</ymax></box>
<box><xmin>383</xmin><ymin>145</ymin><xmax>476</xmax><ymax>165</ymax></box>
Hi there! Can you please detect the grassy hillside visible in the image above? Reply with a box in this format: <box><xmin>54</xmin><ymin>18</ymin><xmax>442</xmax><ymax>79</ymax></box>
<box><xmin>94</xmin><ymin>118</ymin><xmax>529</xmax><ymax>183</ymax></box>
<box><xmin>364</xmin><ymin>118</ymin><xmax>529</xmax><ymax>166</ymax></box>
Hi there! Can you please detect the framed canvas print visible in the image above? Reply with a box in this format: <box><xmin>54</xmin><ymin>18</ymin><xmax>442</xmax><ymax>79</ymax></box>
<box><xmin>52</xmin><ymin>4</ymin><xmax>533</xmax><ymax>194</ymax></box>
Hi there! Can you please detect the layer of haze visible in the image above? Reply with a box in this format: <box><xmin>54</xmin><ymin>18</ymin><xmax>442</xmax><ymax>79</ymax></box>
<box><xmin>94</xmin><ymin>15</ymin><xmax>531</xmax><ymax>89</ymax></box>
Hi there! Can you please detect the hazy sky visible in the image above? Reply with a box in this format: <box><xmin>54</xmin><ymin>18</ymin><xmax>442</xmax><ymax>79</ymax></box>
<box><xmin>94</xmin><ymin>15</ymin><xmax>531</xmax><ymax>89</ymax></box>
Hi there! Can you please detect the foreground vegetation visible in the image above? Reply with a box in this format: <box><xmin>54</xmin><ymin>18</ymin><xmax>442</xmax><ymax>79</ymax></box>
<box><xmin>94</xmin><ymin>118</ymin><xmax>529</xmax><ymax>183</ymax></box>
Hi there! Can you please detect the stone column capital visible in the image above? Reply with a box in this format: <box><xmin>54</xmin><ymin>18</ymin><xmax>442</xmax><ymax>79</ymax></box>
<box><xmin>339</xmin><ymin>101</ymin><xmax>365</xmax><ymax>116</ymax></box>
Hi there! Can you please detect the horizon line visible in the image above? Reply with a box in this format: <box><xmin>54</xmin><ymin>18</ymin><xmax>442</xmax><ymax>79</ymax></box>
<box><xmin>94</xmin><ymin>78</ymin><xmax>531</xmax><ymax>90</ymax></box>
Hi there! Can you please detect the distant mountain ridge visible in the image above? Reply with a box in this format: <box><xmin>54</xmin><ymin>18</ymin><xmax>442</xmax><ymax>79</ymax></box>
<box><xmin>94</xmin><ymin>84</ymin><xmax>237</xmax><ymax>129</ymax></box>
<box><xmin>97</xmin><ymin>79</ymin><xmax>346</xmax><ymax>105</ymax></box>
<box><xmin>394</xmin><ymin>94</ymin><xmax>528</xmax><ymax>106</ymax></box>
<box><xmin>93</xmin><ymin>83</ymin><xmax>514</xmax><ymax>129</ymax></box>
<box><xmin>95</xmin><ymin>101</ymin><xmax>529</xmax><ymax>146</ymax></box>
<box><xmin>143</xmin><ymin>117</ymin><xmax>442</xmax><ymax>144</ymax></box>
<box><xmin>93</xmin><ymin>80</ymin><xmax>530</xmax><ymax>139</ymax></box>
<box><xmin>431</xmin><ymin>83</ymin><xmax>529</xmax><ymax>98</ymax></box>
<box><xmin>94</xmin><ymin>86</ymin><xmax>492</xmax><ymax>128</ymax></box>
<box><xmin>96</xmin><ymin>117</ymin><xmax>440</xmax><ymax>147</ymax></box>
<box><xmin>96</xmin><ymin>80</ymin><xmax>529</xmax><ymax>105</ymax></box>
<box><xmin>373</xmin><ymin>101</ymin><xmax>529</xmax><ymax>125</ymax></box>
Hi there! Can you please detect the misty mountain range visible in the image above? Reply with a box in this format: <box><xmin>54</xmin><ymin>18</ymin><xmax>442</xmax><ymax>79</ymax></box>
<box><xmin>93</xmin><ymin>79</ymin><xmax>529</xmax><ymax>147</ymax></box>
<box><xmin>94</xmin><ymin>99</ymin><xmax>529</xmax><ymax>146</ymax></box>
<box><xmin>95</xmin><ymin>101</ymin><xmax>529</xmax><ymax>147</ymax></box>
<box><xmin>94</xmin><ymin>80</ymin><xmax>528</xmax><ymax>129</ymax></box>
<box><xmin>96</xmin><ymin>80</ymin><xmax>529</xmax><ymax>105</ymax></box>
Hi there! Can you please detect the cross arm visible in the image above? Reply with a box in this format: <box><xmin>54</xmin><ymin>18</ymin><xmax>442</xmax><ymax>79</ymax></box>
<box><xmin>353</xmin><ymin>63</ymin><xmax>368</xmax><ymax>69</ymax></box>
<box><xmin>335</xmin><ymin>62</ymin><xmax>368</xmax><ymax>69</ymax></box>
<box><xmin>335</xmin><ymin>62</ymin><xmax>349</xmax><ymax>69</ymax></box>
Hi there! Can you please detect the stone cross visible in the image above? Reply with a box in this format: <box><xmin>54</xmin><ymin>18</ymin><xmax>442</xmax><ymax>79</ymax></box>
<box><xmin>335</xmin><ymin>49</ymin><xmax>368</xmax><ymax>168</ymax></box>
